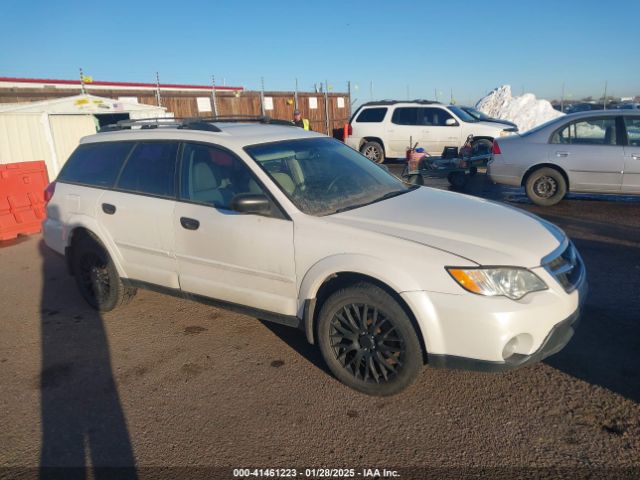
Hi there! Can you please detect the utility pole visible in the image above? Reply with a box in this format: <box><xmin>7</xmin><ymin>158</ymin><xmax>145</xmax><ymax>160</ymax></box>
<box><xmin>434</xmin><ymin>88</ymin><xmax>437</xmax><ymax>101</ymax></box>
<box><xmin>324</xmin><ymin>80</ymin><xmax>330</xmax><ymax>135</ymax></box>
<box><xmin>260</xmin><ymin>76</ymin><xmax>265</xmax><ymax>117</ymax></box>
<box><xmin>561</xmin><ymin>82</ymin><xmax>565</xmax><ymax>112</ymax></box>
<box><xmin>155</xmin><ymin>72</ymin><xmax>162</xmax><ymax>107</ymax></box>
<box><xmin>603</xmin><ymin>80</ymin><xmax>608</xmax><ymax>109</ymax></box>
<box><xmin>347</xmin><ymin>80</ymin><xmax>352</xmax><ymax>119</ymax></box>
<box><xmin>211</xmin><ymin>75</ymin><xmax>218</xmax><ymax>117</ymax></box>
<box><xmin>79</xmin><ymin>67</ymin><xmax>86</xmax><ymax>95</ymax></box>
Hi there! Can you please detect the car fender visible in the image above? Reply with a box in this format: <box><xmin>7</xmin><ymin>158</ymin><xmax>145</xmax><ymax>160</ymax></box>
<box><xmin>298</xmin><ymin>253</ymin><xmax>447</xmax><ymax>354</ymax></box>
<box><xmin>64</xmin><ymin>214</ymin><xmax>128</xmax><ymax>278</ymax></box>
<box><xmin>298</xmin><ymin>253</ymin><xmax>425</xmax><ymax>305</ymax></box>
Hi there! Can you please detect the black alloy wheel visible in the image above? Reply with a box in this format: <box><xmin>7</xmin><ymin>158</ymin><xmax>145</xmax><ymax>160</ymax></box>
<box><xmin>317</xmin><ymin>283</ymin><xmax>423</xmax><ymax>396</ymax></box>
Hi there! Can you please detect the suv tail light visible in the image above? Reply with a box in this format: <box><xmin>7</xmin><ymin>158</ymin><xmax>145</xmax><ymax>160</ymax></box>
<box><xmin>492</xmin><ymin>140</ymin><xmax>502</xmax><ymax>155</ymax></box>
<box><xmin>44</xmin><ymin>181</ymin><xmax>56</xmax><ymax>205</ymax></box>
<box><xmin>348</xmin><ymin>124</ymin><xmax>353</xmax><ymax>136</ymax></box>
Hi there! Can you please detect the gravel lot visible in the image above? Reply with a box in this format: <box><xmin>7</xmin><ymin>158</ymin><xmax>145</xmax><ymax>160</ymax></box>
<box><xmin>1</xmin><ymin>171</ymin><xmax>639</xmax><ymax>479</ymax></box>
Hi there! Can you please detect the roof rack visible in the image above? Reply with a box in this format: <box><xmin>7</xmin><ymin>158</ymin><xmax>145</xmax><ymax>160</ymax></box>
<box><xmin>98</xmin><ymin>115</ymin><xmax>295</xmax><ymax>133</ymax></box>
<box><xmin>360</xmin><ymin>99</ymin><xmax>441</xmax><ymax>106</ymax></box>
<box><xmin>197</xmin><ymin>115</ymin><xmax>296</xmax><ymax>126</ymax></box>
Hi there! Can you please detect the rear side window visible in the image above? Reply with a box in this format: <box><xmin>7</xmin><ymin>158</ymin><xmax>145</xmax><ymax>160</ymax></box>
<box><xmin>392</xmin><ymin>107</ymin><xmax>419</xmax><ymax>125</ymax></box>
<box><xmin>355</xmin><ymin>108</ymin><xmax>387</xmax><ymax>123</ymax></box>
<box><xmin>550</xmin><ymin>117</ymin><xmax>618</xmax><ymax>145</ymax></box>
<box><xmin>116</xmin><ymin>142</ymin><xmax>179</xmax><ymax>198</ymax></box>
<box><xmin>57</xmin><ymin>142</ymin><xmax>134</xmax><ymax>187</ymax></box>
<box><xmin>624</xmin><ymin>117</ymin><xmax>640</xmax><ymax>146</ymax></box>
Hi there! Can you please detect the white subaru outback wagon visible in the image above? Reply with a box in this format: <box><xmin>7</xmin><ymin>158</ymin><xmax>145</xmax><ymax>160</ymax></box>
<box><xmin>43</xmin><ymin>117</ymin><xmax>586</xmax><ymax>396</ymax></box>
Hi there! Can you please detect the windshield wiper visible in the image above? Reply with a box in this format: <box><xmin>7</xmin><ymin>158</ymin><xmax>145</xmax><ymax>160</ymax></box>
<box><xmin>332</xmin><ymin>187</ymin><xmax>416</xmax><ymax>214</ymax></box>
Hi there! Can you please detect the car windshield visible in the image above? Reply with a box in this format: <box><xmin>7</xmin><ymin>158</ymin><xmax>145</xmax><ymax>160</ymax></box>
<box><xmin>245</xmin><ymin>137</ymin><xmax>415</xmax><ymax>216</ymax></box>
<box><xmin>448</xmin><ymin>106</ymin><xmax>478</xmax><ymax>123</ymax></box>
<box><xmin>462</xmin><ymin>106</ymin><xmax>489</xmax><ymax>120</ymax></box>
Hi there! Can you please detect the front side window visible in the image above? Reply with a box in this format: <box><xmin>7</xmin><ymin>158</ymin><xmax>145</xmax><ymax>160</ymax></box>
<box><xmin>116</xmin><ymin>142</ymin><xmax>179</xmax><ymax>198</ymax></box>
<box><xmin>180</xmin><ymin>143</ymin><xmax>266</xmax><ymax>210</ymax></box>
<box><xmin>420</xmin><ymin>107</ymin><xmax>455</xmax><ymax>126</ymax></box>
<box><xmin>550</xmin><ymin>117</ymin><xmax>618</xmax><ymax>145</ymax></box>
<box><xmin>355</xmin><ymin>108</ymin><xmax>388</xmax><ymax>123</ymax></box>
<box><xmin>245</xmin><ymin>138</ymin><xmax>415</xmax><ymax>216</ymax></box>
<box><xmin>58</xmin><ymin>142</ymin><xmax>134</xmax><ymax>187</ymax></box>
<box><xmin>624</xmin><ymin>117</ymin><xmax>640</xmax><ymax>146</ymax></box>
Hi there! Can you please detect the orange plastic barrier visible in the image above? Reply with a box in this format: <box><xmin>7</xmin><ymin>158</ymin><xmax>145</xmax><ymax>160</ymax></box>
<box><xmin>0</xmin><ymin>161</ymin><xmax>49</xmax><ymax>241</ymax></box>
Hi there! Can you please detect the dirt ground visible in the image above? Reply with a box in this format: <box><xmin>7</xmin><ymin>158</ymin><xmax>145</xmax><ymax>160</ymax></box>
<box><xmin>1</xmin><ymin>173</ymin><xmax>639</xmax><ymax>480</ymax></box>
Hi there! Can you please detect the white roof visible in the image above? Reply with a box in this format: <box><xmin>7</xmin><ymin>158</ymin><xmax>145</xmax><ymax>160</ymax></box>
<box><xmin>0</xmin><ymin>94</ymin><xmax>166</xmax><ymax>115</ymax></box>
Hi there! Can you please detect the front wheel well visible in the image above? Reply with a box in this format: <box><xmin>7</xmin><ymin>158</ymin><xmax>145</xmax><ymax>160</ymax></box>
<box><xmin>306</xmin><ymin>272</ymin><xmax>427</xmax><ymax>363</ymax></box>
<box><xmin>521</xmin><ymin>163</ymin><xmax>570</xmax><ymax>189</ymax></box>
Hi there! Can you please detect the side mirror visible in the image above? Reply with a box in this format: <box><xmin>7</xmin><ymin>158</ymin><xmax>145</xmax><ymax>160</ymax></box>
<box><xmin>230</xmin><ymin>194</ymin><xmax>271</xmax><ymax>215</ymax></box>
<box><xmin>445</xmin><ymin>118</ymin><xmax>457</xmax><ymax>126</ymax></box>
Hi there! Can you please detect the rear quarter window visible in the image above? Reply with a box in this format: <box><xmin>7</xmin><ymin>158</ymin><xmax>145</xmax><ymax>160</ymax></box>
<box><xmin>355</xmin><ymin>108</ymin><xmax>388</xmax><ymax>123</ymax></box>
<box><xmin>57</xmin><ymin>142</ymin><xmax>134</xmax><ymax>188</ymax></box>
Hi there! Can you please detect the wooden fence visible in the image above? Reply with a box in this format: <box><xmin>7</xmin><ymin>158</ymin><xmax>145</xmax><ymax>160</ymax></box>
<box><xmin>0</xmin><ymin>88</ymin><xmax>352</xmax><ymax>137</ymax></box>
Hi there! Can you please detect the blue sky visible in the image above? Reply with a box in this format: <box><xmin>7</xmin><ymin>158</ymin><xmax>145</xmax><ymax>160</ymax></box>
<box><xmin>1</xmin><ymin>0</ymin><xmax>638</xmax><ymax>105</ymax></box>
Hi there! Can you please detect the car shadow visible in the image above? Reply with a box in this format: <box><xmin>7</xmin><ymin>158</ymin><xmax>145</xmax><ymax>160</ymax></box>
<box><xmin>258</xmin><ymin>320</ymin><xmax>332</xmax><ymax>376</ymax></box>
<box><xmin>543</xmin><ymin>237</ymin><xmax>640</xmax><ymax>403</ymax></box>
<box><xmin>38</xmin><ymin>236</ymin><xmax>137</xmax><ymax>479</ymax></box>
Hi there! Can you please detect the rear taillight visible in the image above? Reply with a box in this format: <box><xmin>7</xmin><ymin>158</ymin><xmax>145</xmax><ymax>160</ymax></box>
<box><xmin>348</xmin><ymin>124</ymin><xmax>353</xmax><ymax>136</ymax></box>
<box><xmin>44</xmin><ymin>181</ymin><xmax>56</xmax><ymax>205</ymax></box>
<box><xmin>492</xmin><ymin>140</ymin><xmax>502</xmax><ymax>155</ymax></box>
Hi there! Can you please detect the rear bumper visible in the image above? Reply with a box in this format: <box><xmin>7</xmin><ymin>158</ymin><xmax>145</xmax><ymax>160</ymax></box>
<box><xmin>427</xmin><ymin>309</ymin><xmax>580</xmax><ymax>372</ymax></box>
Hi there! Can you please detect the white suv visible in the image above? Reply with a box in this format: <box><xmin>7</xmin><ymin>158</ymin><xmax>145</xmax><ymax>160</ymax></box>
<box><xmin>346</xmin><ymin>100</ymin><xmax>516</xmax><ymax>163</ymax></box>
<box><xmin>43</xmin><ymin>117</ymin><xmax>586</xmax><ymax>396</ymax></box>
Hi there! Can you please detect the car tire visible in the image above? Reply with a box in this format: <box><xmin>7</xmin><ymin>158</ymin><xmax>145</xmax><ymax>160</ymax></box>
<box><xmin>407</xmin><ymin>174</ymin><xmax>424</xmax><ymax>186</ymax></box>
<box><xmin>471</xmin><ymin>138</ymin><xmax>493</xmax><ymax>156</ymax></box>
<box><xmin>317</xmin><ymin>283</ymin><xmax>423</xmax><ymax>396</ymax></box>
<box><xmin>360</xmin><ymin>141</ymin><xmax>385</xmax><ymax>164</ymax></box>
<box><xmin>72</xmin><ymin>234</ymin><xmax>137</xmax><ymax>312</ymax></box>
<box><xmin>525</xmin><ymin>167</ymin><xmax>567</xmax><ymax>206</ymax></box>
<box><xmin>448</xmin><ymin>171</ymin><xmax>467</xmax><ymax>189</ymax></box>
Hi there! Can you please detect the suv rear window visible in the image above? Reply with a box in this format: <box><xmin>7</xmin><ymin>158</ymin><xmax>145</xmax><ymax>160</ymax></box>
<box><xmin>355</xmin><ymin>108</ymin><xmax>387</xmax><ymax>123</ymax></box>
<box><xmin>116</xmin><ymin>142</ymin><xmax>179</xmax><ymax>198</ymax></box>
<box><xmin>57</xmin><ymin>142</ymin><xmax>134</xmax><ymax>187</ymax></box>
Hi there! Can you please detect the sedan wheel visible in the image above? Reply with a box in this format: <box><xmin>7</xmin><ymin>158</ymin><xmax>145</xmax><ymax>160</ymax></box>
<box><xmin>525</xmin><ymin>167</ymin><xmax>567</xmax><ymax>206</ymax></box>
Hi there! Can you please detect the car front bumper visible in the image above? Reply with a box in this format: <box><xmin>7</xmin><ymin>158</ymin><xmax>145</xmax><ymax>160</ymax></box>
<box><xmin>426</xmin><ymin>309</ymin><xmax>580</xmax><ymax>372</ymax></box>
<box><xmin>400</xmin><ymin>265</ymin><xmax>587</xmax><ymax>372</ymax></box>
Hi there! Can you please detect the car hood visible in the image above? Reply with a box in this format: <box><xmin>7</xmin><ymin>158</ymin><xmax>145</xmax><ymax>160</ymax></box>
<box><xmin>482</xmin><ymin>118</ymin><xmax>518</xmax><ymax>129</ymax></box>
<box><xmin>326</xmin><ymin>187</ymin><xmax>564</xmax><ymax>267</ymax></box>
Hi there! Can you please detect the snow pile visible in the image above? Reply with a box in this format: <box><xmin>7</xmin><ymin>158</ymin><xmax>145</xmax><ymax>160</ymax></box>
<box><xmin>475</xmin><ymin>85</ymin><xmax>564</xmax><ymax>133</ymax></box>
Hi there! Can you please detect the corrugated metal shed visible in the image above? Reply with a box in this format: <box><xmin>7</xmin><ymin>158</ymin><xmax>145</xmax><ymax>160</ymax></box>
<box><xmin>0</xmin><ymin>94</ymin><xmax>167</xmax><ymax>177</ymax></box>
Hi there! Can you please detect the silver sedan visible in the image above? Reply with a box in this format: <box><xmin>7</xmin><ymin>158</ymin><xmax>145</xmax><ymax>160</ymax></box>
<box><xmin>488</xmin><ymin>110</ymin><xmax>640</xmax><ymax>205</ymax></box>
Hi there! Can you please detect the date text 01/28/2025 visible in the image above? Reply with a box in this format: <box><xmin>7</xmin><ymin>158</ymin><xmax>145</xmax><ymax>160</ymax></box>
<box><xmin>232</xmin><ymin>468</ymin><xmax>400</xmax><ymax>478</ymax></box>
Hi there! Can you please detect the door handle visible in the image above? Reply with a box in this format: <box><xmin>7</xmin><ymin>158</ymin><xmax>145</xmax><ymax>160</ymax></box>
<box><xmin>556</xmin><ymin>151</ymin><xmax>570</xmax><ymax>157</ymax></box>
<box><xmin>102</xmin><ymin>203</ymin><xmax>116</xmax><ymax>215</ymax></box>
<box><xmin>180</xmin><ymin>217</ymin><xmax>200</xmax><ymax>230</ymax></box>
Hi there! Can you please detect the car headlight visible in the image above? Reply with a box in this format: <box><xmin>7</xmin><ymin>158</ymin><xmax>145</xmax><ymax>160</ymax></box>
<box><xmin>446</xmin><ymin>267</ymin><xmax>547</xmax><ymax>300</ymax></box>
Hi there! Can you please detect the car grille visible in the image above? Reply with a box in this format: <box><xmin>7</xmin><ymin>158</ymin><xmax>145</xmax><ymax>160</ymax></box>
<box><xmin>544</xmin><ymin>242</ymin><xmax>583</xmax><ymax>293</ymax></box>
